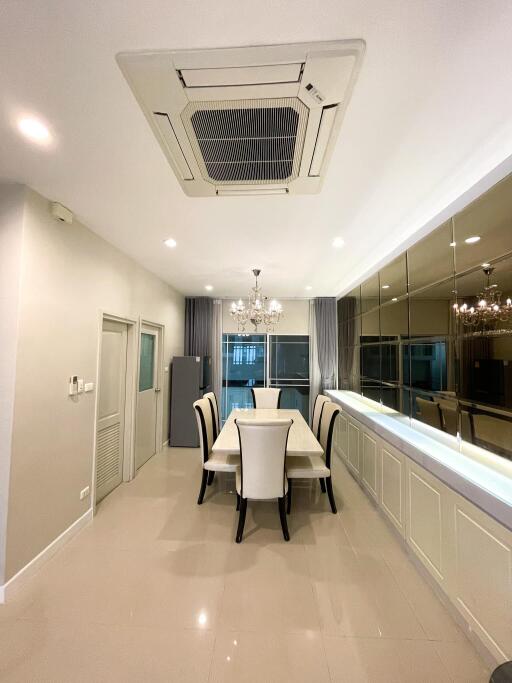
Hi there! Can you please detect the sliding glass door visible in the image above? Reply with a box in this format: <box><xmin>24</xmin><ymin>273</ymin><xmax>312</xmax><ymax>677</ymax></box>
<box><xmin>222</xmin><ymin>333</ymin><xmax>310</xmax><ymax>422</ymax></box>
<box><xmin>269</xmin><ymin>335</ymin><xmax>310</xmax><ymax>418</ymax></box>
<box><xmin>222</xmin><ymin>334</ymin><xmax>266</xmax><ymax>421</ymax></box>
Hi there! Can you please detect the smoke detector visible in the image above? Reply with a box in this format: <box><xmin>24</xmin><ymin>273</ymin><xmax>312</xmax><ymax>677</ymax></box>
<box><xmin>117</xmin><ymin>40</ymin><xmax>364</xmax><ymax>197</ymax></box>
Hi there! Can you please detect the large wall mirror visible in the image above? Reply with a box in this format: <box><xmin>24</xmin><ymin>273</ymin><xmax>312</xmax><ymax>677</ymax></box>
<box><xmin>338</xmin><ymin>171</ymin><xmax>512</xmax><ymax>461</ymax></box>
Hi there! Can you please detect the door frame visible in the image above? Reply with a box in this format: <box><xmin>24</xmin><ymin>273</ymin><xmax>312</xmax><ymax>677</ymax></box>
<box><xmin>92</xmin><ymin>312</ymin><xmax>138</xmax><ymax>510</ymax></box>
<box><xmin>136</xmin><ymin>318</ymin><xmax>165</xmax><ymax>463</ymax></box>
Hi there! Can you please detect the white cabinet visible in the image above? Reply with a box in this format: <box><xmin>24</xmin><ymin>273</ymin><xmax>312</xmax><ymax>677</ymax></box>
<box><xmin>361</xmin><ymin>429</ymin><xmax>378</xmax><ymax>501</ymax></box>
<box><xmin>334</xmin><ymin>403</ymin><xmax>512</xmax><ymax>663</ymax></box>
<box><xmin>334</xmin><ymin>412</ymin><xmax>348</xmax><ymax>462</ymax></box>
<box><xmin>406</xmin><ymin>461</ymin><xmax>450</xmax><ymax>589</ymax></box>
<box><xmin>450</xmin><ymin>490</ymin><xmax>512</xmax><ymax>661</ymax></box>
<box><xmin>380</xmin><ymin>442</ymin><xmax>406</xmax><ymax>537</ymax></box>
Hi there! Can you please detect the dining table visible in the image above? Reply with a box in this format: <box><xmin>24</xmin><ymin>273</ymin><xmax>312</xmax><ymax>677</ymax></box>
<box><xmin>212</xmin><ymin>408</ymin><xmax>324</xmax><ymax>457</ymax></box>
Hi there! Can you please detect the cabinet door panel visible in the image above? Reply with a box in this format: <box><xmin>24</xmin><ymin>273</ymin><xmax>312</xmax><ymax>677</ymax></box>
<box><xmin>381</xmin><ymin>443</ymin><xmax>405</xmax><ymax>537</ymax></box>
<box><xmin>362</xmin><ymin>430</ymin><xmax>378</xmax><ymax>501</ymax></box>
<box><xmin>348</xmin><ymin>420</ymin><xmax>361</xmax><ymax>478</ymax></box>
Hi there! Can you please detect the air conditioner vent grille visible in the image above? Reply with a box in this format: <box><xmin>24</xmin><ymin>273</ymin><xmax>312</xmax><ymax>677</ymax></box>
<box><xmin>182</xmin><ymin>98</ymin><xmax>308</xmax><ymax>184</ymax></box>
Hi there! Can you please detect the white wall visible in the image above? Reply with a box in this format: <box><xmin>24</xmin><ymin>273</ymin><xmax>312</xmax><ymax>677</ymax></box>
<box><xmin>222</xmin><ymin>298</ymin><xmax>310</xmax><ymax>334</ymax></box>
<box><xmin>0</xmin><ymin>184</ymin><xmax>25</xmax><ymax>584</ymax></box>
<box><xmin>3</xmin><ymin>188</ymin><xmax>184</xmax><ymax>581</ymax></box>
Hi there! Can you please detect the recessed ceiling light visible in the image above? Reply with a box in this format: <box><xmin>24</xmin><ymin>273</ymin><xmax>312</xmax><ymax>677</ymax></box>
<box><xmin>305</xmin><ymin>285</ymin><xmax>313</xmax><ymax>291</ymax></box>
<box><xmin>205</xmin><ymin>284</ymin><xmax>213</xmax><ymax>291</ymax></box>
<box><xmin>163</xmin><ymin>238</ymin><xmax>177</xmax><ymax>248</ymax></box>
<box><xmin>449</xmin><ymin>241</ymin><xmax>456</xmax><ymax>247</ymax></box>
<box><xmin>465</xmin><ymin>235</ymin><xmax>481</xmax><ymax>244</ymax></box>
<box><xmin>332</xmin><ymin>237</ymin><xmax>345</xmax><ymax>249</ymax></box>
<box><xmin>18</xmin><ymin>116</ymin><xmax>51</xmax><ymax>144</ymax></box>
<box><xmin>381</xmin><ymin>284</ymin><xmax>390</xmax><ymax>289</ymax></box>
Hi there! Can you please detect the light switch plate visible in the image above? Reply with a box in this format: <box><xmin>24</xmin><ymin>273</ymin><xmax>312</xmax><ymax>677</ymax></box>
<box><xmin>80</xmin><ymin>486</ymin><xmax>90</xmax><ymax>500</ymax></box>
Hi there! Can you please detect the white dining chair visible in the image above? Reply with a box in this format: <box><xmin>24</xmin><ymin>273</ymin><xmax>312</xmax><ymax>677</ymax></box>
<box><xmin>311</xmin><ymin>394</ymin><xmax>329</xmax><ymax>438</ymax></box>
<box><xmin>286</xmin><ymin>401</ymin><xmax>340</xmax><ymax>514</ymax></box>
<box><xmin>203</xmin><ymin>391</ymin><xmax>220</xmax><ymax>438</ymax></box>
<box><xmin>416</xmin><ymin>396</ymin><xmax>443</xmax><ymax>430</ymax></box>
<box><xmin>251</xmin><ymin>387</ymin><xmax>282</xmax><ymax>409</ymax></box>
<box><xmin>193</xmin><ymin>397</ymin><xmax>239</xmax><ymax>504</ymax></box>
<box><xmin>234</xmin><ymin>418</ymin><xmax>293</xmax><ymax>543</ymax></box>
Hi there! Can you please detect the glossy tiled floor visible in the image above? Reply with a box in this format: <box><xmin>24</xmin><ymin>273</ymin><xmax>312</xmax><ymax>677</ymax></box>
<box><xmin>0</xmin><ymin>447</ymin><xmax>492</xmax><ymax>682</ymax></box>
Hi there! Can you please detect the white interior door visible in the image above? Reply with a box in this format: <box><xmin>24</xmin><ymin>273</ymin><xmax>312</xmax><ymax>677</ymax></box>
<box><xmin>96</xmin><ymin>319</ymin><xmax>128</xmax><ymax>502</ymax></box>
<box><xmin>135</xmin><ymin>324</ymin><xmax>160</xmax><ymax>469</ymax></box>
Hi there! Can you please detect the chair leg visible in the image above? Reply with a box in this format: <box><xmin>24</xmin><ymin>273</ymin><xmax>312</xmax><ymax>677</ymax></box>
<box><xmin>320</xmin><ymin>478</ymin><xmax>326</xmax><ymax>493</ymax></box>
<box><xmin>287</xmin><ymin>479</ymin><xmax>293</xmax><ymax>514</ymax></box>
<box><xmin>278</xmin><ymin>497</ymin><xmax>290</xmax><ymax>541</ymax></box>
<box><xmin>325</xmin><ymin>476</ymin><xmax>337</xmax><ymax>514</ymax></box>
<box><xmin>236</xmin><ymin>498</ymin><xmax>247</xmax><ymax>543</ymax></box>
<box><xmin>207</xmin><ymin>471</ymin><xmax>215</xmax><ymax>486</ymax></box>
<box><xmin>236</xmin><ymin>493</ymin><xmax>240</xmax><ymax>511</ymax></box>
<box><xmin>197</xmin><ymin>470</ymin><xmax>208</xmax><ymax>505</ymax></box>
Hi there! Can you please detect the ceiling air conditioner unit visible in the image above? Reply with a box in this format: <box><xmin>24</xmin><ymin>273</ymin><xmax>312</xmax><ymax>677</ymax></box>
<box><xmin>117</xmin><ymin>40</ymin><xmax>364</xmax><ymax>197</ymax></box>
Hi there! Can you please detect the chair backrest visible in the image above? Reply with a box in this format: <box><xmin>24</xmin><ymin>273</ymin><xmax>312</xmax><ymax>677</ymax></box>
<box><xmin>416</xmin><ymin>397</ymin><xmax>442</xmax><ymax>430</ymax></box>
<box><xmin>473</xmin><ymin>413</ymin><xmax>512</xmax><ymax>451</ymax></box>
<box><xmin>193</xmin><ymin>397</ymin><xmax>214</xmax><ymax>464</ymax></box>
<box><xmin>461</xmin><ymin>409</ymin><xmax>474</xmax><ymax>442</ymax></box>
<box><xmin>312</xmin><ymin>394</ymin><xmax>329</xmax><ymax>438</ymax></box>
<box><xmin>251</xmin><ymin>387</ymin><xmax>282</xmax><ymax>409</ymax></box>
<box><xmin>203</xmin><ymin>391</ymin><xmax>220</xmax><ymax>438</ymax></box>
<box><xmin>439</xmin><ymin>403</ymin><xmax>458</xmax><ymax>436</ymax></box>
<box><xmin>235</xmin><ymin>419</ymin><xmax>292</xmax><ymax>500</ymax></box>
<box><xmin>318</xmin><ymin>402</ymin><xmax>340</xmax><ymax>468</ymax></box>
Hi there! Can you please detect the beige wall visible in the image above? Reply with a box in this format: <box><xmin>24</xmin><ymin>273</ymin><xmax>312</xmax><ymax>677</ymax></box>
<box><xmin>0</xmin><ymin>184</ymin><xmax>25</xmax><ymax>584</ymax></box>
<box><xmin>222</xmin><ymin>298</ymin><xmax>310</xmax><ymax>334</ymax></box>
<box><xmin>4</xmin><ymin>188</ymin><xmax>184</xmax><ymax>581</ymax></box>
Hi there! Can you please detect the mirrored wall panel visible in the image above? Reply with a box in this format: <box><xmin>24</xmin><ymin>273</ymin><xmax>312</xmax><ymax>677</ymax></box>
<box><xmin>338</xmin><ymin>171</ymin><xmax>512</xmax><ymax>461</ymax></box>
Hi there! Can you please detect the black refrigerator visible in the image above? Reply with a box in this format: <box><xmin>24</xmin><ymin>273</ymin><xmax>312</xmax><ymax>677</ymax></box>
<box><xmin>169</xmin><ymin>356</ymin><xmax>211</xmax><ymax>447</ymax></box>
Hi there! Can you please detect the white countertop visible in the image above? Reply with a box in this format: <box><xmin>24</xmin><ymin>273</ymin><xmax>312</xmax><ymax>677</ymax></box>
<box><xmin>326</xmin><ymin>390</ymin><xmax>512</xmax><ymax>532</ymax></box>
<box><xmin>212</xmin><ymin>408</ymin><xmax>323</xmax><ymax>457</ymax></box>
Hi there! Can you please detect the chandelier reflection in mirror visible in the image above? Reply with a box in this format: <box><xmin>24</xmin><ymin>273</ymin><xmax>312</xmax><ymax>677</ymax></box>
<box><xmin>230</xmin><ymin>269</ymin><xmax>283</xmax><ymax>332</ymax></box>
<box><xmin>453</xmin><ymin>266</ymin><xmax>512</xmax><ymax>332</ymax></box>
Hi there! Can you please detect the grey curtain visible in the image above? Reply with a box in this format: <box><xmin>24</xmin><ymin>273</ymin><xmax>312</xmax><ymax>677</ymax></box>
<box><xmin>315</xmin><ymin>297</ymin><xmax>338</xmax><ymax>391</ymax></box>
<box><xmin>338</xmin><ymin>296</ymin><xmax>357</xmax><ymax>389</ymax></box>
<box><xmin>184</xmin><ymin>297</ymin><xmax>213</xmax><ymax>357</ymax></box>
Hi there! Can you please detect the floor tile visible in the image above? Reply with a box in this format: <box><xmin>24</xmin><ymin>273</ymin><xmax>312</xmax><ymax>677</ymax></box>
<box><xmin>0</xmin><ymin>619</ymin><xmax>214</xmax><ymax>683</ymax></box>
<box><xmin>209</xmin><ymin>630</ymin><xmax>330</xmax><ymax>683</ymax></box>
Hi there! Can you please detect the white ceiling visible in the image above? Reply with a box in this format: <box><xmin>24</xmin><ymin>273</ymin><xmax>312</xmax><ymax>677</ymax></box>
<box><xmin>1</xmin><ymin>0</ymin><xmax>512</xmax><ymax>298</ymax></box>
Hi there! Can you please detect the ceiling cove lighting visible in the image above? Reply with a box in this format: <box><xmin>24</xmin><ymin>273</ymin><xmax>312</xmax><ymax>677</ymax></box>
<box><xmin>17</xmin><ymin>116</ymin><xmax>51</xmax><ymax>145</ymax></box>
<box><xmin>465</xmin><ymin>235</ymin><xmax>481</xmax><ymax>244</ymax></box>
<box><xmin>230</xmin><ymin>269</ymin><xmax>282</xmax><ymax>332</ymax></box>
<box><xmin>164</xmin><ymin>238</ymin><xmax>177</xmax><ymax>248</ymax></box>
<box><xmin>332</xmin><ymin>237</ymin><xmax>345</xmax><ymax>248</ymax></box>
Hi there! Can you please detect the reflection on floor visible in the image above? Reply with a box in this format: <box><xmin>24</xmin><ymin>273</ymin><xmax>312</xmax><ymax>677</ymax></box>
<box><xmin>0</xmin><ymin>447</ymin><xmax>492</xmax><ymax>682</ymax></box>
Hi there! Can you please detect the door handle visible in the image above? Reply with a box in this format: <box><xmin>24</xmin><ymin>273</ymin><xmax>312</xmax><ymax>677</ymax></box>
<box><xmin>155</xmin><ymin>387</ymin><xmax>161</xmax><ymax>393</ymax></box>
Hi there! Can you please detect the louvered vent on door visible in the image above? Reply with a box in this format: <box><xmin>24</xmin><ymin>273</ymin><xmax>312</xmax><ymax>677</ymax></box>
<box><xmin>182</xmin><ymin>98</ymin><xmax>309</xmax><ymax>185</ymax></box>
<box><xmin>96</xmin><ymin>424</ymin><xmax>121</xmax><ymax>489</ymax></box>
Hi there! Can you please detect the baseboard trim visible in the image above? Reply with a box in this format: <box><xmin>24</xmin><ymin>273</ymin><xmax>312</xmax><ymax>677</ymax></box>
<box><xmin>0</xmin><ymin>507</ymin><xmax>93</xmax><ymax>604</ymax></box>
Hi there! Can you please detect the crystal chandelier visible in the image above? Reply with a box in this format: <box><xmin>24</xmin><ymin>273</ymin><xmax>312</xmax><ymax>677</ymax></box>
<box><xmin>230</xmin><ymin>269</ymin><xmax>283</xmax><ymax>332</ymax></box>
<box><xmin>453</xmin><ymin>266</ymin><xmax>512</xmax><ymax>331</ymax></box>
